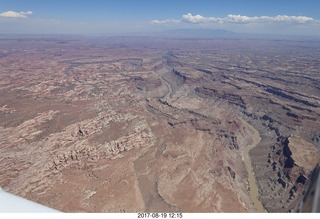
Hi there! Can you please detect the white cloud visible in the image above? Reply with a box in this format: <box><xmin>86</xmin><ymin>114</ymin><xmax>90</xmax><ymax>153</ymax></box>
<box><xmin>150</xmin><ymin>19</ymin><xmax>179</xmax><ymax>24</ymax></box>
<box><xmin>224</xmin><ymin>14</ymin><xmax>314</xmax><ymax>24</ymax></box>
<box><xmin>0</xmin><ymin>11</ymin><xmax>33</xmax><ymax>18</ymax></box>
<box><xmin>182</xmin><ymin>13</ymin><xmax>220</xmax><ymax>23</ymax></box>
<box><xmin>152</xmin><ymin>13</ymin><xmax>315</xmax><ymax>25</ymax></box>
<box><xmin>182</xmin><ymin>13</ymin><xmax>205</xmax><ymax>23</ymax></box>
<box><xmin>151</xmin><ymin>19</ymin><xmax>181</xmax><ymax>25</ymax></box>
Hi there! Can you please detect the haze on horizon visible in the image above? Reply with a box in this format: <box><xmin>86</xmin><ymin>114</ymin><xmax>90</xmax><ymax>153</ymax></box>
<box><xmin>0</xmin><ymin>0</ymin><xmax>320</xmax><ymax>37</ymax></box>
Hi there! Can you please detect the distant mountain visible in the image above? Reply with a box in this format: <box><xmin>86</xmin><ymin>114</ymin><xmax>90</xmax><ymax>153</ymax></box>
<box><xmin>150</xmin><ymin>28</ymin><xmax>320</xmax><ymax>41</ymax></box>
<box><xmin>159</xmin><ymin>28</ymin><xmax>242</xmax><ymax>38</ymax></box>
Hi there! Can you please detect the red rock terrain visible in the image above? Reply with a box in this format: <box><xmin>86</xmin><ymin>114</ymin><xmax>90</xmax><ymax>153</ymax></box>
<box><xmin>0</xmin><ymin>36</ymin><xmax>319</xmax><ymax>212</ymax></box>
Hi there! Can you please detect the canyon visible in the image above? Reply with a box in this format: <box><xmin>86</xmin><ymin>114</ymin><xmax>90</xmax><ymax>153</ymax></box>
<box><xmin>0</xmin><ymin>36</ymin><xmax>319</xmax><ymax>212</ymax></box>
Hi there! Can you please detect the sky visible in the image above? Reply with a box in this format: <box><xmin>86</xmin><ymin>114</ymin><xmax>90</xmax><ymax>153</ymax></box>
<box><xmin>0</xmin><ymin>0</ymin><xmax>320</xmax><ymax>36</ymax></box>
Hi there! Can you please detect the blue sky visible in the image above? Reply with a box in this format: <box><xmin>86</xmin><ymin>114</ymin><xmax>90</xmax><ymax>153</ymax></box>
<box><xmin>0</xmin><ymin>0</ymin><xmax>320</xmax><ymax>36</ymax></box>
